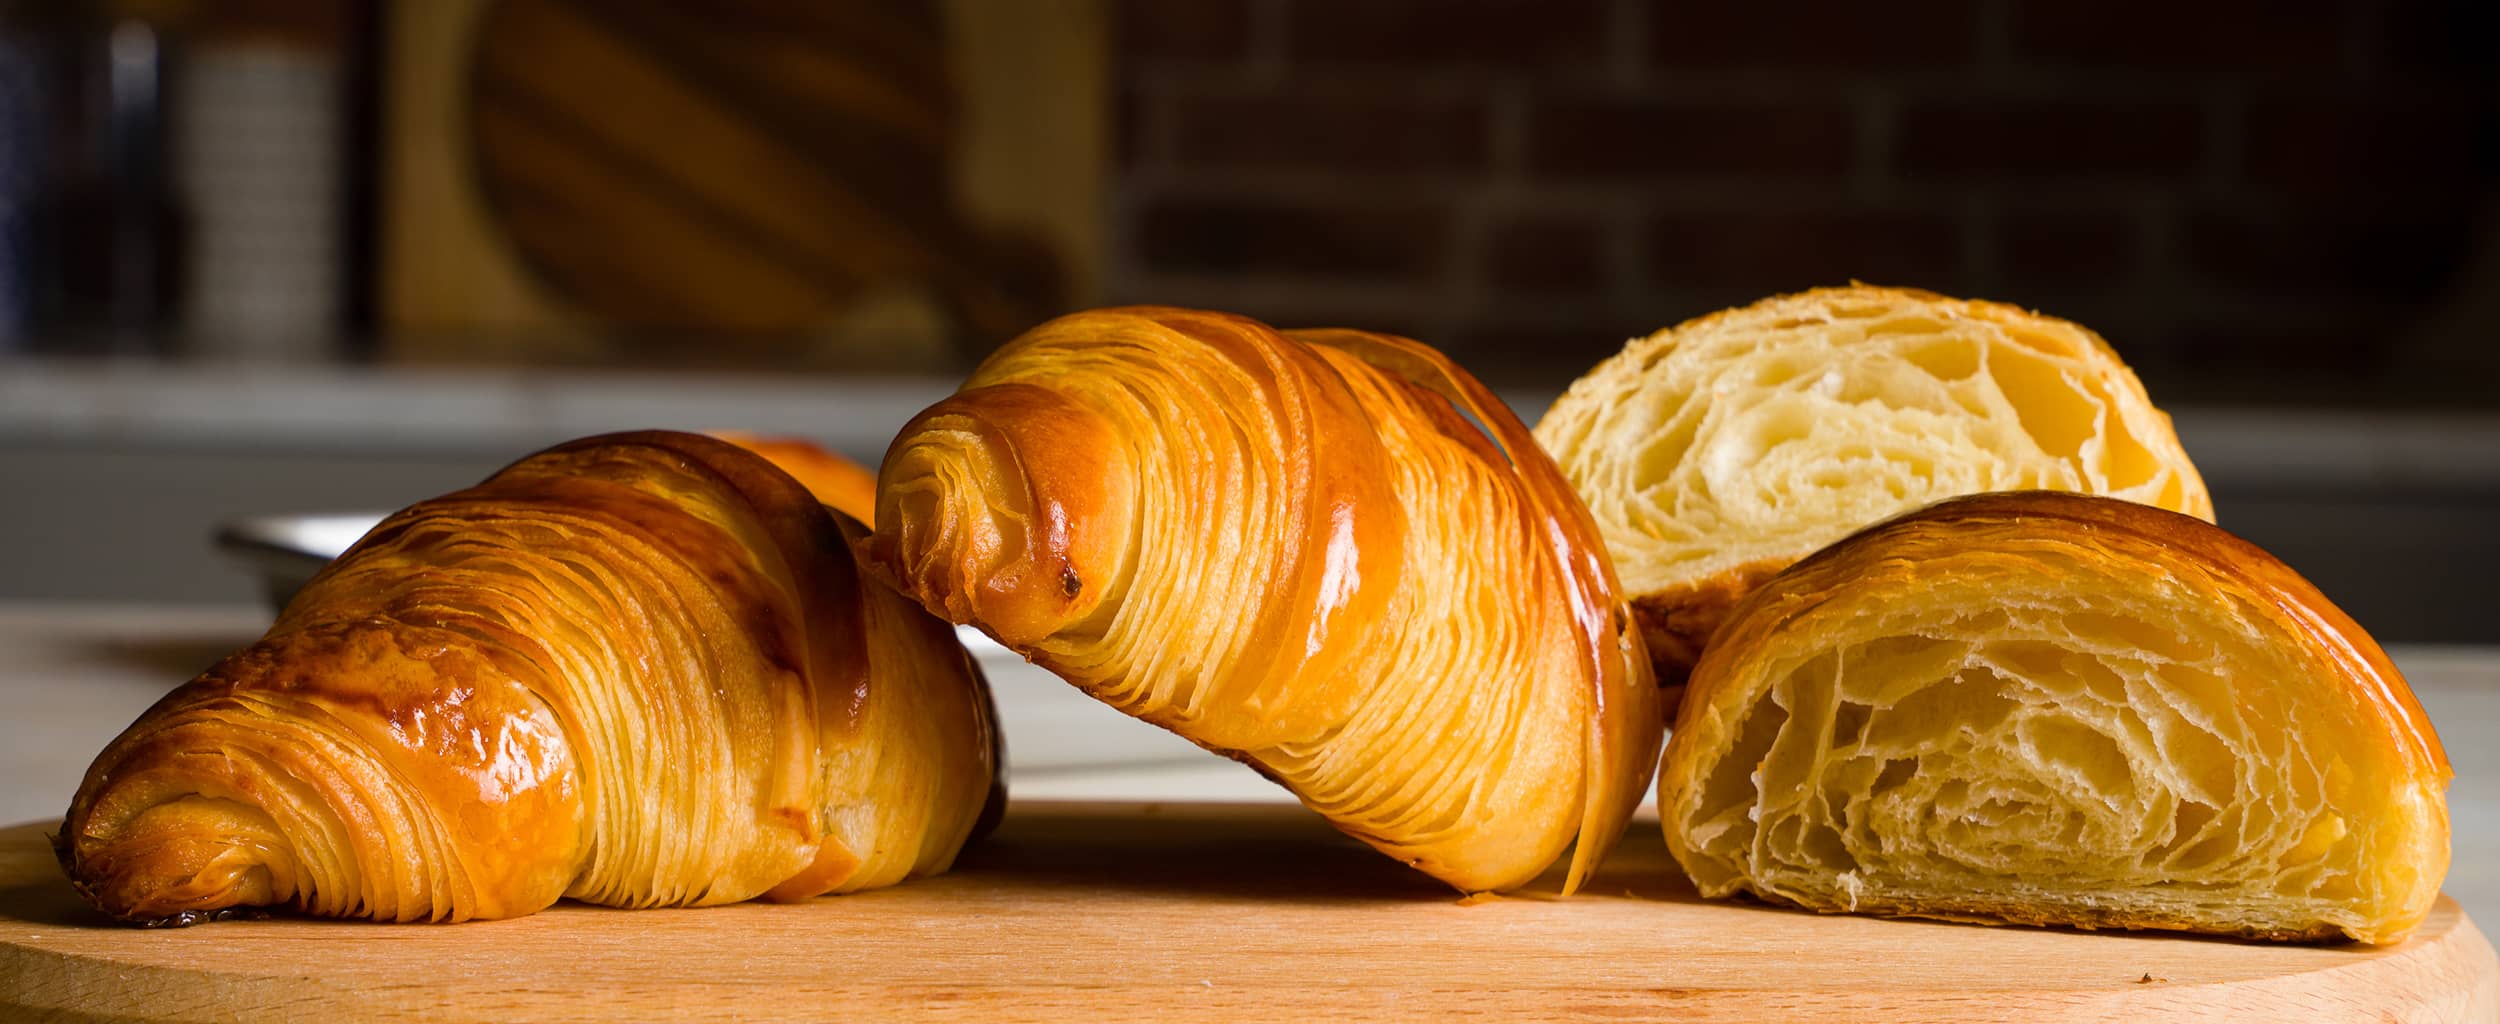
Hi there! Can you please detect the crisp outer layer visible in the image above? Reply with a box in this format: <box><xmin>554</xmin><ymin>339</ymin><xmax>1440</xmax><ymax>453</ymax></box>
<box><xmin>867</xmin><ymin>306</ymin><xmax>1662</xmax><ymax>894</ymax></box>
<box><xmin>1659</xmin><ymin>491</ymin><xmax>2451</xmax><ymax>944</ymax></box>
<box><xmin>1534</xmin><ymin>285</ymin><xmax>2211</xmax><ymax>685</ymax></box>
<box><xmin>59</xmin><ymin>431</ymin><xmax>996</xmax><ymax>924</ymax></box>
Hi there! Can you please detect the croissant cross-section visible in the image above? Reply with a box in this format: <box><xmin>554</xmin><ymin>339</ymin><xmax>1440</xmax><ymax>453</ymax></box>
<box><xmin>58</xmin><ymin>431</ymin><xmax>999</xmax><ymax>924</ymax></box>
<box><xmin>1535</xmin><ymin>286</ymin><xmax>2211</xmax><ymax>686</ymax></box>
<box><xmin>867</xmin><ymin>306</ymin><xmax>1662</xmax><ymax>894</ymax></box>
<box><xmin>1659</xmin><ymin>492</ymin><xmax>2450</xmax><ymax>944</ymax></box>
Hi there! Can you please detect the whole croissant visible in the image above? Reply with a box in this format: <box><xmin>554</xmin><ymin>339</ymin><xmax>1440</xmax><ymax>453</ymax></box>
<box><xmin>867</xmin><ymin>306</ymin><xmax>1661</xmax><ymax>893</ymax></box>
<box><xmin>59</xmin><ymin>431</ymin><xmax>998</xmax><ymax>924</ymax></box>
<box><xmin>1660</xmin><ymin>492</ymin><xmax>2450</xmax><ymax>943</ymax></box>
<box><xmin>1535</xmin><ymin>286</ymin><xmax>2210</xmax><ymax>691</ymax></box>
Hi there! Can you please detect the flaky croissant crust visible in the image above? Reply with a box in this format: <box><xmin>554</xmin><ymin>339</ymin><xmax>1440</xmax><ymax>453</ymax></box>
<box><xmin>1534</xmin><ymin>286</ymin><xmax>2212</xmax><ymax>687</ymax></box>
<box><xmin>60</xmin><ymin>431</ymin><xmax>997</xmax><ymax>924</ymax></box>
<box><xmin>868</xmin><ymin>306</ymin><xmax>1661</xmax><ymax>893</ymax></box>
<box><xmin>1660</xmin><ymin>491</ymin><xmax>2449</xmax><ymax>944</ymax></box>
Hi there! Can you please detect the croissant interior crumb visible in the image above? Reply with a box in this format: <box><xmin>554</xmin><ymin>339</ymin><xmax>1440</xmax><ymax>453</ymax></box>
<box><xmin>1547</xmin><ymin>292</ymin><xmax>2201</xmax><ymax>595</ymax></box>
<box><xmin>1535</xmin><ymin>287</ymin><xmax>2211</xmax><ymax>674</ymax></box>
<box><xmin>1662</xmin><ymin>494</ymin><xmax>2449</xmax><ymax>945</ymax></box>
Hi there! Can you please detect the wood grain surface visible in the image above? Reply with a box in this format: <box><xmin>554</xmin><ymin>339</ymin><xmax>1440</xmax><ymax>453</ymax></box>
<box><xmin>3</xmin><ymin>803</ymin><xmax>2494</xmax><ymax>1022</ymax></box>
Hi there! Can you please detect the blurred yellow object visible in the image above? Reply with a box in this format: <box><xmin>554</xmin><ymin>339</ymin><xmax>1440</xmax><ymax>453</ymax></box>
<box><xmin>380</xmin><ymin>0</ymin><xmax>1102</xmax><ymax>368</ymax></box>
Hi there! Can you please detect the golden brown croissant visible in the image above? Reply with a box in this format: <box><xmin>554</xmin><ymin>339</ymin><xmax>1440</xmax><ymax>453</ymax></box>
<box><xmin>58</xmin><ymin>431</ymin><xmax>998</xmax><ymax>924</ymax></box>
<box><xmin>864</xmin><ymin>306</ymin><xmax>1661</xmax><ymax>894</ymax></box>
<box><xmin>710</xmin><ymin>431</ymin><xmax>882</xmax><ymax>523</ymax></box>
<box><xmin>1659</xmin><ymin>492</ymin><xmax>2450</xmax><ymax>943</ymax></box>
<box><xmin>1534</xmin><ymin>286</ymin><xmax>2211</xmax><ymax>690</ymax></box>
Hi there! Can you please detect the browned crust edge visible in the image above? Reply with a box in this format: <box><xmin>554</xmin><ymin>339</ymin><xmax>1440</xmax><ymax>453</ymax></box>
<box><xmin>1629</xmin><ymin>555</ymin><xmax>1797</xmax><ymax>716</ymax></box>
<box><xmin>1756</xmin><ymin>490</ymin><xmax>2446</xmax><ymax>778</ymax></box>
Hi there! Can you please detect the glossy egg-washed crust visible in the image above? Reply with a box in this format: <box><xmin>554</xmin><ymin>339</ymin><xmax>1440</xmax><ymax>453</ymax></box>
<box><xmin>865</xmin><ymin>306</ymin><xmax>1662</xmax><ymax>894</ymax></box>
<box><xmin>1661</xmin><ymin>492</ymin><xmax>2450</xmax><ymax>944</ymax></box>
<box><xmin>1536</xmin><ymin>286</ymin><xmax>2211</xmax><ymax>694</ymax></box>
<box><xmin>58</xmin><ymin>431</ymin><xmax>999</xmax><ymax>925</ymax></box>
<box><xmin>707</xmin><ymin>431</ymin><xmax>1009</xmax><ymax>845</ymax></box>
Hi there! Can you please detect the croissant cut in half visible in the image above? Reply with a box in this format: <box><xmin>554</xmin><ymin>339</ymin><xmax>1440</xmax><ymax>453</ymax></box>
<box><xmin>1535</xmin><ymin>286</ymin><xmax>2212</xmax><ymax>687</ymax></box>
<box><xmin>868</xmin><ymin>306</ymin><xmax>1662</xmax><ymax>893</ymax></box>
<box><xmin>1660</xmin><ymin>492</ymin><xmax>2450</xmax><ymax>943</ymax></box>
<box><xmin>60</xmin><ymin>431</ymin><xmax>999</xmax><ymax>924</ymax></box>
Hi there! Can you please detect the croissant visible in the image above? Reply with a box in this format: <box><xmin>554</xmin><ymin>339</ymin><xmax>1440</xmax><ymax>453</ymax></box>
<box><xmin>866</xmin><ymin>306</ymin><xmax>1661</xmax><ymax>893</ymax></box>
<box><xmin>706</xmin><ymin>431</ymin><xmax>1008</xmax><ymax>841</ymax></box>
<box><xmin>58</xmin><ymin>431</ymin><xmax>998</xmax><ymax>924</ymax></box>
<box><xmin>1658</xmin><ymin>491</ymin><xmax>2451</xmax><ymax>943</ymax></box>
<box><xmin>711</xmin><ymin>431</ymin><xmax>881</xmax><ymax>522</ymax></box>
<box><xmin>1534</xmin><ymin>286</ymin><xmax>2211</xmax><ymax>690</ymax></box>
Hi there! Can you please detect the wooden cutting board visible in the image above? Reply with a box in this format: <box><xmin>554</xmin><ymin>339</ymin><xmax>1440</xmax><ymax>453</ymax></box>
<box><xmin>3</xmin><ymin>802</ymin><xmax>2493</xmax><ymax>1022</ymax></box>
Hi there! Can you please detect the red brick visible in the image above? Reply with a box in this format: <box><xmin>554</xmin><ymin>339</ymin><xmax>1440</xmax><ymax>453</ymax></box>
<box><xmin>2010</xmin><ymin>0</ymin><xmax>2344</xmax><ymax>72</ymax></box>
<box><xmin>2242</xmin><ymin>93</ymin><xmax>2497</xmax><ymax>195</ymax></box>
<box><xmin>1484</xmin><ymin>215</ymin><xmax>1609</xmax><ymax>293</ymax></box>
<box><xmin>1526</xmin><ymin>97</ymin><xmax>1857</xmax><ymax>181</ymax></box>
<box><xmin>1117</xmin><ymin>0</ymin><xmax>1251</xmax><ymax>60</ymax></box>
<box><xmin>1896</xmin><ymin>99</ymin><xmax>2202</xmax><ymax>180</ymax></box>
<box><xmin>1994</xmin><ymin>211</ymin><xmax>2137</xmax><ymax>286</ymax></box>
<box><xmin>1286</xmin><ymin>0</ymin><xmax>1607</xmax><ymax>70</ymax></box>
<box><xmin>1135</xmin><ymin>195</ymin><xmax>1452</xmax><ymax>281</ymax></box>
<box><xmin>1650</xmin><ymin>3</ymin><xmax>1979</xmax><ymax>71</ymax></box>
<box><xmin>1645</xmin><ymin>210</ymin><xmax>1963</xmax><ymax>292</ymax></box>
<box><xmin>1169</xmin><ymin>91</ymin><xmax>1490</xmax><ymax>173</ymax></box>
<box><xmin>2184</xmin><ymin>212</ymin><xmax>2471</xmax><ymax>299</ymax></box>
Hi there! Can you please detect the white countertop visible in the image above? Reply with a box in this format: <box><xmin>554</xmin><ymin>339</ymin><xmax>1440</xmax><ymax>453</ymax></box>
<box><xmin>5</xmin><ymin>601</ymin><xmax>2492</xmax><ymax>920</ymax></box>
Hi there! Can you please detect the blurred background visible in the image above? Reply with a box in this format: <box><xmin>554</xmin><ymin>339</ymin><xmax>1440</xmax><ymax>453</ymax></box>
<box><xmin>0</xmin><ymin>0</ymin><xmax>2495</xmax><ymax>639</ymax></box>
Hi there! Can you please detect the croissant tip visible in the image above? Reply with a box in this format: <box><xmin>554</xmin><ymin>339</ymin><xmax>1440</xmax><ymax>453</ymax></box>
<box><xmin>52</xmin><ymin>827</ymin><xmax>223</xmax><ymax>926</ymax></box>
<box><xmin>48</xmin><ymin>826</ymin><xmax>102</xmax><ymax>907</ymax></box>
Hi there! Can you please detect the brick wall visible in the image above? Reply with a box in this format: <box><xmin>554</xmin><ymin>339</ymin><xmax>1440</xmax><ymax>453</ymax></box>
<box><xmin>1105</xmin><ymin>0</ymin><xmax>2500</xmax><ymax>403</ymax></box>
